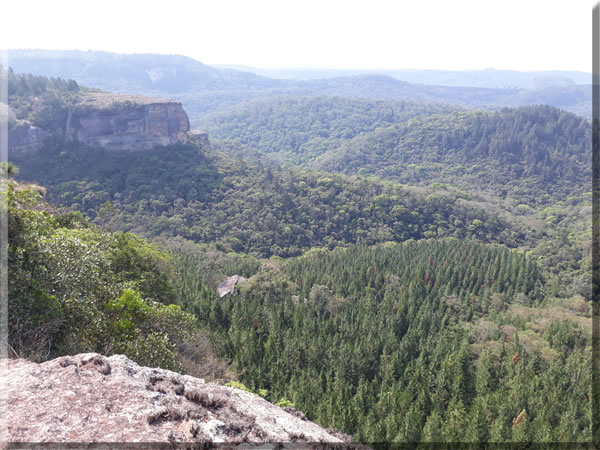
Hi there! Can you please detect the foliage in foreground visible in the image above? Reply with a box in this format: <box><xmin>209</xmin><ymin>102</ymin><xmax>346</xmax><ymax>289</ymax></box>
<box><xmin>8</xmin><ymin>182</ymin><xmax>196</xmax><ymax>371</ymax></box>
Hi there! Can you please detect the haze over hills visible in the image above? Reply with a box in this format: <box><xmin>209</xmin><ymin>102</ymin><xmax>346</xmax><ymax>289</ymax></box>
<box><xmin>215</xmin><ymin>65</ymin><xmax>591</xmax><ymax>89</ymax></box>
<box><xmin>6</xmin><ymin>49</ymin><xmax>592</xmax><ymax>119</ymax></box>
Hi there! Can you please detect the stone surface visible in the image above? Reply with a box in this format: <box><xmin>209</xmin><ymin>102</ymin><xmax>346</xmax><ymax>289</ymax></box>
<box><xmin>66</xmin><ymin>93</ymin><xmax>190</xmax><ymax>151</ymax></box>
<box><xmin>8</xmin><ymin>122</ymin><xmax>47</xmax><ymax>158</ymax></box>
<box><xmin>1</xmin><ymin>102</ymin><xmax>17</xmax><ymax>122</ymax></box>
<box><xmin>217</xmin><ymin>275</ymin><xmax>248</xmax><ymax>298</ymax></box>
<box><xmin>8</xmin><ymin>93</ymin><xmax>191</xmax><ymax>157</ymax></box>
<box><xmin>188</xmin><ymin>129</ymin><xmax>211</xmax><ymax>147</ymax></box>
<box><xmin>1</xmin><ymin>353</ymin><xmax>348</xmax><ymax>444</ymax></box>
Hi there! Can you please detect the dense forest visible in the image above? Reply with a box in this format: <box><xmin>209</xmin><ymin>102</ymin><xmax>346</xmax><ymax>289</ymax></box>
<box><xmin>174</xmin><ymin>242</ymin><xmax>591</xmax><ymax>443</ymax></box>
<box><xmin>8</xmin><ymin>178</ymin><xmax>591</xmax><ymax>443</ymax></box>
<box><xmin>16</xmin><ymin>135</ymin><xmax>590</xmax><ymax>299</ymax></box>
<box><xmin>5</xmin><ymin>68</ymin><xmax>593</xmax><ymax>445</ymax></box>
<box><xmin>197</xmin><ymin>96</ymin><xmax>460</xmax><ymax>164</ymax></box>
<box><xmin>199</xmin><ymin>99</ymin><xmax>591</xmax><ymax>205</ymax></box>
<box><xmin>16</xmin><ymin>142</ymin><xmax>534</xmax><ymax>258</ymax></box>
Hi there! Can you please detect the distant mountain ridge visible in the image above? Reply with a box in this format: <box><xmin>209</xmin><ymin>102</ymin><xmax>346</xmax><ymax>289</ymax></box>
<box><xmin>6</xmin><ymin>49</ymin><xmax>285</xmax><ymax>94</ymax></box>
<box><xmin>6</xmin><ymin>49</ymin><xmax>592</xmax><ymax>119</ymax></box>
<box><xmin>215</xmin><ymin>65</ymin><xmax>591</xmax><ymax>89</ymax></box>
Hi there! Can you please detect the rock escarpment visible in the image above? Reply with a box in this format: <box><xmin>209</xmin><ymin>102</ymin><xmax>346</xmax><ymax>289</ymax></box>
<box><xmin>3</xmin><ymin>104</ymin><xmax>47</xmax><ymax>159</ymax></box>
<box><xmin>7</xmin><ymin>92</ymin><xmax>193</xmax><ymax>158</ymax></box>
<box><xmin>1</xmin><ymin>353</ymin><xmax>349</xmax><ymax>444</ymax></box>
<box><xmin>8</xmin><ymin>122</ymin><xmax>47</xmax><ymax>158</ymax></box>
<box><xmin>64</xmin><ymin>92</ymin><xmax>190</xmax><ymax>151</ymax></box>
<box><xmin>189</xmin><ymin>129</ymin><xmax>211</xmax><ymax>147</ymax></box>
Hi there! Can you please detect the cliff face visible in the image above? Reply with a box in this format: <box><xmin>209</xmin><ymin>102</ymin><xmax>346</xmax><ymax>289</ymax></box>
<box><xmin>8</xmin><ymin>92</ymin><xmax>192</xmax><ymax>158</ymax></box>
<box><xmin>3</xmin><ymin>104</ymin><xmax>47</xmax><ymax>159</ymax></box>
<box><xmin>8</xmin><ymin>123</ymin><xmax>47</xmax><ymax>158</ymax></box>
<box><xmin>189</xmin><ymin>129</ymin><xmax>211</xmax><ymax>147</ymax></box>
<box><xmin>1</xmin><ymin>353</ymin><xmax>349</xmax><ymax>444</ymax></box>
<box><xmin>65</xmin><ymin>93</ymin><xmax>190</xmax><ymax>151</ymax></box>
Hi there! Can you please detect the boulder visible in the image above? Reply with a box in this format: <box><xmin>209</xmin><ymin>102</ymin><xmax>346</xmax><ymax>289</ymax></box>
<box><xmin>1</xmin><ymin>353</ymin><xmax>349</xmax><ymax>444</ymax></box>
<box><xmin>217</xmin><ymin>275</ymin><xmax>248</xmax><ymax>298</ymax></box>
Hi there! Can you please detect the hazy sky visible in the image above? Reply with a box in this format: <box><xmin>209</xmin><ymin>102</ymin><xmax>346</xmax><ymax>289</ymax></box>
<box><xmin>3</xmin><ymin>0</ymin><xmax>596</xmax><ymax>72</ymax></box>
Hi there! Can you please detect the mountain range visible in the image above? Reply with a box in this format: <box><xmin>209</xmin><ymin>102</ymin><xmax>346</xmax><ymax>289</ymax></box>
<box><xmin>6</xmin><ymin>49</ymin><xmax>592</xmax><ymax>120</ymax></box>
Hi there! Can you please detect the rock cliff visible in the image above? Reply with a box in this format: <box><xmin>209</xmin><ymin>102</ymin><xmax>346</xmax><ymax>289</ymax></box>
<box><xmin>8</xmin><ymin>122</ymin><xmax>47</xmax><ymax>158</ymax></box>
<box><xmin>3</xmin><ymin>104</ymin><xmax>48</xmax><ymax>159</ymax></box>
<box><xmin>65</xmin><ymin>92</ymin><xmax>190</xmax><ymax>151</ymax></box>
<box><xmin>1</xmin><ymin>353</ymin><xmax>350</xmax><ymax>445</ymax></box>
<box><xmin>189</xmin><ymin>129</ymin><xmax>211</xmax><ymax>147</ymax></box>
<box><xmin>8</xmin><ymin>92</ymin><xmax>193</xmax><ymax>158</ymax></box>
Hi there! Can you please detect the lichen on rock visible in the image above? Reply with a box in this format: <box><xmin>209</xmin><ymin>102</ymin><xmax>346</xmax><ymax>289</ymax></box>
<box><xmin>1</xmin><ymin>353</ymin><xmax>349</xmax><ymax>444</ymax></box>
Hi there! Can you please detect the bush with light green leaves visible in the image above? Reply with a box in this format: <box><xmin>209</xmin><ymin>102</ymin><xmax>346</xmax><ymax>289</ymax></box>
<box><xmin>8</xmin><ymin>182</ymin><xmax>195</xmax><ymax>371</ymax></box>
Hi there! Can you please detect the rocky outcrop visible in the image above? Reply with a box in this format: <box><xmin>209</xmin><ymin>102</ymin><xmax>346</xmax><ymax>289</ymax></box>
<box><xmin>7</xmin><ymin>92</ymin><xmax>191</xmax><ymax>158</ymax></box>
<box><xmin>217</xmin><ymin>275</ymin><xmax>248</xmax><ymax>297</ymax></box>
<box><xmin>65</xmin><ymin>92</ymin><xmax>190</xmax><ymax>151</ymax></box>
<box><xmin>1</xmin><ymin>353</ymin><xmax>349</xmax><ymax>444</ymax></box>
<box><xmin>3</xmin><ymin>103</ymin><xmax>47</xmax><ymax>159</ymax></box>
<box><xmin>1</xmin><ymin>102</ymin><xmax>16</xmax><ymax>123</ymax></box>
<box><xmin>189</xmin><ymin>129</ymin><xmax>211</xmax><ymax>147</ymax></box>
<box><xmin>8</xmin><ymin>122</ymin><xmax>47</xmax><ymax>158</ymax></box>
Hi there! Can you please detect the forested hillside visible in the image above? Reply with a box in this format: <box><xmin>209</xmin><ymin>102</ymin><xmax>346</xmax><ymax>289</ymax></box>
<box><xmin>314</xmin><ymin>106</ymin><xmax>591</xmax><ymax>204</ymax></box>
<box><xmin>6</xmin><ymin>68</ymin><xmax>84</xmax><ymax>133</ymax></box>
<box><xmin>175</xmin><ymin>241</ymin><xmax>591</xmax><ymax>443</ymax></box>
<box><xmin>6</xmin><ymin>178</ymin><xmax>226</xmax><ymax>377</ymax></box>
<box><xmin>197</xmin><ymin>96</ymin><xmax>461</xmax><ymax>164</ymax></box>
<box><xmin>15</xmin><ymin>142</ymin><xmax>532</xmax><ymax>258</ymax></box>
<box><xmin>199</xmin><ymin>101</ymin><xmax>591</xmax><ymax>206</ymax></box>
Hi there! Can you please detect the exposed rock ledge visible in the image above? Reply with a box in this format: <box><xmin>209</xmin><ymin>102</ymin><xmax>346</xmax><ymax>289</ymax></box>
<box><xmin>65</xmin><ymin>92</ymin><xmax>190</xmax><ymax>152</ymax></box>
<box><xmin>189</xmin><ymin>129</ymin><xmax>211</xmax><ymax>147</ymax></box>
<box><xmin>1</xmin><ymin>353</ymin><xmax>349</xmax><ymax>445</ymax></box>
<box><xmin>217</xmin><ymin>275</ymin><xmax>248</xmax><ymax>298</ymax></box>
<box><xmin>8</xmin><ymin>93</ymin><xmax>192</xmax><ymax>158</ymax></box>
<box><xmin>8</xmin><ymin>122</ymin><xmax>47</xmax><ymax>158</ymax></box>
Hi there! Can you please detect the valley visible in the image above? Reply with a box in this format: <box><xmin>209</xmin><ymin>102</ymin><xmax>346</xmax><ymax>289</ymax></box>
<box><xmin>3</xmin><ymin>54</ymin><xmax>593</xmax><ymax>444</ymax></box>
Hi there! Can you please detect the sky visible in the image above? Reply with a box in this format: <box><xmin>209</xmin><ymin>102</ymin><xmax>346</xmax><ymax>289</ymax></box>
<box><xmin>3</xmin><ymin>0</ymin><xmax>597</xmax><ymax>72</ymax></box>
